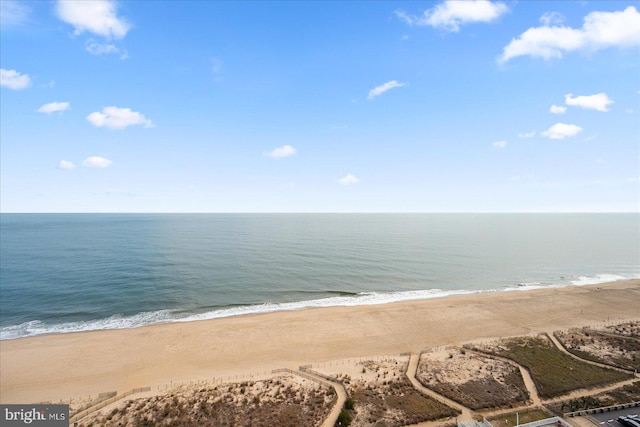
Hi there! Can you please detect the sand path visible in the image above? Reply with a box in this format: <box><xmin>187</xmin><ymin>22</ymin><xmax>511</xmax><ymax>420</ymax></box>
<box><xmin>542</xmin><ymin>376</ymin><xmax>640</xmax><ymax>404</ymax></box>
<box><xmin>407</xmin><ymin>353</ymin><xmax>475</xmax><ymax>421</ymax></box>
<box><xmin>296</xmin><ymin>371</ymin><xmax>348</xmax><ymax>427</ymax></box>
<box><xmin>546</xmin><ymin>331</ymin><xmax>639</xmax><ymax>375</ymax></box>
<box><xmin>463</xmin><ymin>347</ymin><xmax>542</xmax><ymax>408</ymax></box>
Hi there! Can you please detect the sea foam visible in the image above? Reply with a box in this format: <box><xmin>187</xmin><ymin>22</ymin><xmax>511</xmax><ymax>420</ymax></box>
<box><xmin>1</xmin><ymin>273</ymin><xmax>635</xmax><ymax>340</ymax></box>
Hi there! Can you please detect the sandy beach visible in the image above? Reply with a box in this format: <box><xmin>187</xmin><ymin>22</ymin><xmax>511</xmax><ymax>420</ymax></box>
<box><xmin>1</xmin><ymin>279</ymin><xmax>639</xmax><ymax>405</ymax></box>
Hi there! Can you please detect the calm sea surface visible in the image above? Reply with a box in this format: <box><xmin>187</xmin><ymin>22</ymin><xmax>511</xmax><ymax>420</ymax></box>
<box><xmin>1</xmin><ymin>213</ymin><xmax>638</xmax><ymax>339</ymax></box>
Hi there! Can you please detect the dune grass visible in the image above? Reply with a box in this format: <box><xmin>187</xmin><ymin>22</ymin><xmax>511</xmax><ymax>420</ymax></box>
<box><xmin>473</xmin><ymin>335</ymin><xmax>632</xmax><ymax>399</ymax></box>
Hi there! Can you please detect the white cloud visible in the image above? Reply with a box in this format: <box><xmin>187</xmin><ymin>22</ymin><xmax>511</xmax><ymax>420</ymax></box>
<box><xmin>56</xmin><ymin>0</ymin><xmax>130</xmax><ymax>39</ymax></box>
<box><xmin>492</xmin><ymin>140</ymin><xmax>507</xmax><ymax>148</ymax></box>
<box><xmin>565</xmin><ymin>93</ymin><xmax>613</xmax><ymax>112</ymax></box>
<box><xmin>37</xmin><ymin>101</ymin><xmax>70</xmax><ymax>114</ymax></box>
<box><xmin>542</xmin><ymin>123</ymin><xmax>583</xmax><ymax>139</ymax></box>
<box><xmin>550</xmin><ymin>104</ymin><xmax>567</xmax><ymax>114</ymax></box>
<box><xmin>499</xmin><ymin>6</ymin><xmax>640</xmax><ymax>63</ymax></box>
<box><xmin>87</xmin><ymin>106</ymin><xmax>153</xmax><ymax>129</ymax></box>
<box><xmin>518</xmin><ymin>131</ymin><xmax>536</xmax><ymax>138</ymax></box>
<box><xmin>82</xmin><ymin>156</ymin><xmax>112</xmax><ymax>168</ymax></box>
<box><xmin>367</xmin><ymin>80</ymin><xmax>405</xmax><ymax>100</ymax></box>
<box><xmin>396</xmin><ymin>0</ymin><xmax>508</xmax><ymax>32</ymax></box>
<box><xmin>338</xmin><ymin>174</ymin><xmax>360</xmax><ymax>185</ymax></box>
<box><xmin>59</xmin><ymin>160</ymin><xmax>75</xmax><ymax>170</ymax></box>
<box><xmin>85</xmin><ymin>39</ymin><xmax>127</xmax><ymax>58</ymax></box>
<box><xmin>267</xmin><ymin>145</ymin><xmax>296</xmax><ymax>158</ymax></box>
<box><xmin>540</xmin><ymin>11</ymin><xmax>565</xmax><ymax>26</ymax></box>
<box><xmin>0</xmin><ymin>68</ymin><xmax>31</xmax><ymax>90</ymax></box>
<box><xmin>1</xmin><ymin>0</ymin><xmax>31</xmax><ymax>28</ymax></box>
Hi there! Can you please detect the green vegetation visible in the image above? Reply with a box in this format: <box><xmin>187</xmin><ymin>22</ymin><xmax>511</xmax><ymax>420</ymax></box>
<box><xmin>474</xmin><ymin>335</ymin><xmax>632</xmax><ymax>398</ymax></box>
<box><xmin>555</xmin><ymin>331</ymin><xmax>640</xmax><ymax>371</ymax></box>
<box><xmin>335</xmin><ymin>409</ymin><xmax>352</xmax><ymax>426</ymax></box>
<box><xmin>489</xmin><ymin>408</ymin><xmax>552</xmax><ymax>427</ymax></box>
<box><xmin>344</xmin><ymin>397</ymin><xmax>355</xmax><ymax>410</ymax></box>
<box><xmin>546</xmin><ymin>381</ymin><xmax>640</xmax><ymax>416</ymax></box>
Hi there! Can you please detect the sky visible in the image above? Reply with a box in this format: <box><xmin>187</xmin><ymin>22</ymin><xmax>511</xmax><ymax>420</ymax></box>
<box><xmin>1</xmin><ymin>0</ymin><xmax>639</xmax><ymax>213</ymax></box>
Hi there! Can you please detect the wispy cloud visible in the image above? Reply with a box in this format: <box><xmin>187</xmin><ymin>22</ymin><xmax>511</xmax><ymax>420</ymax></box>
<box><xmin>59</xmin><ymin>160</ymin><xmax>75</xmax><ymax>170</ymax></box>
<box><xmin>82</xmin><ymin>156</ymin><xmax>112</xmax><ymax>168</ymax></box>
<box><xmin>85</xmin><ymin>39</ymin><xmax>128</xmax><ymax>59</ymax></box>
<box><xmin>338</xmin><ymin>174</ymin><xmax>360</xmax><ymax>185</ymax></box>
<box><xmin>550</xmin><ymin>104</ymin><xmax>566</xmax><ymax>114</ymax></box>
<box><xmin>37</xmin><ymin>101</ymin><xmax>70</xmax><ymax>114</ymax></box>
<box><xmin>499</xmin><ymin>6</ymin><xmax>640</xmax><ymax>63</ymax></box>
<box><xmin>542</xmin><ymin>123</ymin><xmax>583</xmax><ymax>140</ymax></box>
<box><xmin>539</xmin><ymin>11</ymin><xmax>564</xmax><ymax>26</ymax></box>
<box><xmin>56</xmin><ymin>0</ymin><xmax>131</xmax><ymax>39</ymax></box>
<box><xmin>267</xmin><ymin>145</ymin><xmax>296</xmax><ymax>158</ymax></box>
<box><xmin>518</xmin><ymin>131</ymin><xmax>536</xmax><ymax>138</ymax></box>
<box><xmin>1</xmin><ymin>0</ymin><xmax>31</xmax><ymax>28</ymax></box>
<box><xmin>565</xmin><ymin>93</ymin><xmax>613</xmax><ymax>112</ymax></box>
<box><xmin>0</xmin><ymin>68</ymin><xmax>31</xmax><ymax>90</ymax></box>
<box><xmin>367</xmin><ymin>80</ymin><xmax>405</xmax><ymax>100</ymax></box>
<box><xmin>492</xmin><ymin>140</ymin><xmax>507</xmax><ymax>148</ymax></box>
<box><xmin>87</xmin><ymin>106</ymin><xmax>153</xmax><ymax>129</ymax></box>
<box><xmin>396</xmin><ymin>0</ymin><xmax>508</xmax><ymax>32</ymax></box>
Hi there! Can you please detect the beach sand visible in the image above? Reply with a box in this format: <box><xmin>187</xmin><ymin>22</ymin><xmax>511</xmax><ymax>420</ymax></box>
<box><xmin>1</xmin><ymin>279</ymin><xmax>639</xmax><ymax>405</ymax></box>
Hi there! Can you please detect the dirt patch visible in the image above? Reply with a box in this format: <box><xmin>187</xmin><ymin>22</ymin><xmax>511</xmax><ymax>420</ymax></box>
<box><xmin>555</xmin><ymin>329</ymin><xmax>640</xmax><ymax>371</ymax></box>
<box><xmin>416</xmin><ymin>348</ymin><xmax>529</xmax><ymax>410</ymax></box>
<box><xmin>321</xmin><ymin>357</ymin><xmax>458</xmax><ymax>426</ymax></box>
<box><xmin>77</xmin><ymin>374</ymin><xmax>336</xmax><ymax>427</ymax></box>
<box><xmin>605</xmin><ymin>321</ymin><xmax>640</xmax><ymax>338</ymax></box>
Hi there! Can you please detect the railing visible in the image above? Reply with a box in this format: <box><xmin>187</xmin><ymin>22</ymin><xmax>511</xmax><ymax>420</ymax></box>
<box><xmin>563</xmin><ymin>401</ymin><xmax>640</xmax><ymax>418</ymax></box>
<box><xmin>69</xmin><ymin>387</ymin><xmax>151</xmax><ymax>424</ymax></box>
<box><xmin>457</xmin><ymin>418</ymin><xmax>494</xmax><ymax>427</ymax></box>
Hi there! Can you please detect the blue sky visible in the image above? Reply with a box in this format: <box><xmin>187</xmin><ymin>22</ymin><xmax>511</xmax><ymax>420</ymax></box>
<box><xmin>1</xmin><ymin>0</ymin><xmax>639</xmax><ymax>212</ymax></box>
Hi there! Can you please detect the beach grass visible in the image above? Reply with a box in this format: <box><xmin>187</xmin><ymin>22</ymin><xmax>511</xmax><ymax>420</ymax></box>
<box><xmin>470</xmin><ymin>335</ymin><xmax>632</xmax><ymax>399</ymax></box>
<box><xmin>488</xmin><ymin>408</ymin><xmax>552</xmax><ymax>427</ymax></box>
<box><xmin>554</xmin><ymin>330</ymin><xmax>640</xmax><ymax>371</ymax></box>
<box><xmin>545</xmin><ymin>381</ymin><xmax>640</xmax><ymax>416</ymax></box>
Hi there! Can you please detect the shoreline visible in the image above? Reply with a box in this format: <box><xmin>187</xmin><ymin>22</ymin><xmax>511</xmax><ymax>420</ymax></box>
<box><xmin>1</xmin><ymin>279</ymin><xmax>639</xmax><ymax>404</ymax></box>
<box><xmin>2</xmin><ymin>273</ymin><xmax>634</xmax><ymax>341</ymax></box>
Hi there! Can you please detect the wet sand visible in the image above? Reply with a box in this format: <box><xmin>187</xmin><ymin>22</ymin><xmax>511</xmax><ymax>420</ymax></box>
<box><xmin>1</xmin><ymin>279</ymin><xmax>638</xmax><ymax>404</ymax></box>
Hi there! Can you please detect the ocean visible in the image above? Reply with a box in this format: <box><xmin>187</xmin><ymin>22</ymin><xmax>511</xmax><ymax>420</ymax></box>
<box><xmin>0</xmin><ymin>213</ymin><xmax>638</xmax><ymax>340</ymax></box>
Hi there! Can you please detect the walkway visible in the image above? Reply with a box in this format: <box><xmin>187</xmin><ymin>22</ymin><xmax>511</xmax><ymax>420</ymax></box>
<box><xmin>406</xmin><ymin>353</ymin><xmax>475</xmax><ymax>422</ymax></box>
<box><xmin>294</xmin><ymin>370</ymin><xmax>348</xmax><ymax>427</ymax></box>
<box><xmin>546</xmin><ymin>332</ymin><xmax>639</xmax><ymax>376</ymax></box>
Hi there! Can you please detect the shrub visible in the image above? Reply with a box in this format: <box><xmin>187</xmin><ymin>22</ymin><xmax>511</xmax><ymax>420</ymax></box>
<box><xmin>335</xmin><ymin>410</ymin><xmax>352</xmax><ymax>426</ymax></box>
<box><xmin>344</xmin><ymin>398</ymin><xmax>355</xmax><ymax>410</ymax></box>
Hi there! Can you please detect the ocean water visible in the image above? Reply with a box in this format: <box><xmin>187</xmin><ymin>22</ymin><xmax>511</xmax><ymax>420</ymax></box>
<box><xmin>0</xmin><ymin>213</ymin><xmax>638</xmax><ymax>340</ymax></box>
